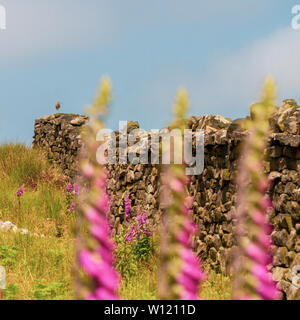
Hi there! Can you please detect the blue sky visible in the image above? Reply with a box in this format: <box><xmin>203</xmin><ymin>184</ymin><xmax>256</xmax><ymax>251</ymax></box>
<box><xmin>0</xmin><ymin>0</ymin><xmax>300</xmax><ymax>144</ymax></box>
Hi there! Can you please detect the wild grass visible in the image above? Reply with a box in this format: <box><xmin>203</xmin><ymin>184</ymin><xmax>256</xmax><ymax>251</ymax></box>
<box><xmin>0</xmin><ymin>144</ymin><xmax>76</xmax><ymax>300</ymax></box>
<box><xmin>117</xmin><ymin>245</ymin><xmax>232</xmax><ymax>300</ymax></box>
<box><xmin>0</xmin><ymin>232</ymin><xmax>75</xmax><ymax>300</ymax></box>
<box><xmin>0</xmin><ymin>143</ymin><xmax>62</xmax><ymax>189</ymax></box>
<box><xmin>0</xmin><ymin>143</ymin><xmax>232</xmax><ymax>300</ymax></box>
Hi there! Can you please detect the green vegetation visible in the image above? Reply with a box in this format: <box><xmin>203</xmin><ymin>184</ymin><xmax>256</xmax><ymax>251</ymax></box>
<box><xmin>0</xmin><ymin>143</ymin><xmax>232</xmax><ymax>300</ymax></box>
<box><xmin>0</xmin><ymin>144</ymin><xmax>75</xmax><ymax>300</ymax></box>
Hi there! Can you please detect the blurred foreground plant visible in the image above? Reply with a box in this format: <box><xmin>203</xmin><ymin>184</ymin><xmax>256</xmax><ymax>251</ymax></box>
<box><xmin>233</xmin><ymin>77</ymin><xmax>279</xmax><ymax>300</ymax></box>
<box><xmin>159</xmin><ymin>89</ymin><xmax>205</xmax><ymax>300</ymax></box>
<box><xmin>76</xmin><ymin>78</ymin><xmax>120</xmax><ymax>300</ymax></box>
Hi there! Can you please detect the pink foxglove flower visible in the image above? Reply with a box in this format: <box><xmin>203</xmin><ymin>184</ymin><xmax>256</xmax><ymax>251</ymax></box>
<box><xmin>73</xmin><ymin>184</ymin><xmax>79</xmax><ymax>195</ymax></box>
<box><xmin>66</xmin><ymin>183</ymin><xmax>72</xmax><ymax>193</ymax></box>
<box><xmin>125</xmin><ymin>211</ymin><xmax>151</xmax><ymax>242</ymax></box>
<box><xmin>125</xmin><ymin>195</ymin><xmax>130</xmax><ymax>222</ymax></box>
<box><xmin>69</xmin><ymin>202</ymin><xmax>75</xmax><ymax>213</ymax></box>
<box><xmin>233</xmin><ymin>78</ymin><xmax>279</xmax><ymax>300</ymax></box>
<box><xmin>76</xmin><ymin>78</ymin><xmax>120</xmax><ymax>300</ymax></box>
<box><xmin>17</xmin><ymin>187</ymin><xmax>23</xmax><ymax>197</ymax></box>
<box><xmin>159</xmin><ymin>89</ymin><xmax>205</xmax><ymax>300</ymax></box>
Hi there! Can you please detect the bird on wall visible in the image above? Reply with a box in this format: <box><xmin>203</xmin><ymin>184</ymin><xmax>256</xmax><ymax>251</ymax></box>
<box><xmin>56</xmin><ymin>101</ymin><xmax>61</xmax><ymax>111</ymax></box>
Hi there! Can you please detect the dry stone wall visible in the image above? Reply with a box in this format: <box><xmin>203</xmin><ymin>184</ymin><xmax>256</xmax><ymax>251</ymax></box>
<box><xmin>267</xmin><ymin>101</ymin><xmax>300</xmax><ymax>300</ymax></box>
<box><xmin>33</xmin><ymin>100</ymin><xmax>300</xmax><ymax>299</ymax></box>
<box><xmin>33</xmin><ymin>113</ymin><xmax>89</xmax><ymax>179</ymax></box>
<box><xmin>187</xmin><ymin>101</ymin><xmax>300</xmax><ymax>299</ymax></box>
<box><xmin>106</xmin><ymin>121</ymin><xmax>162</xmax><ymax>236</ymax></box>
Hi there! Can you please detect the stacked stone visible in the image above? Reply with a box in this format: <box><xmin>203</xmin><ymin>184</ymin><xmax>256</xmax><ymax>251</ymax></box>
<box><xmin>266</xmin><ymin>100</ymin><xmax>300</xmax><ymax>300</ymax></box>
<box><xmin>106</xmin><ymin>121</ymin><xmax>161</xmax><ymax>236</ymax></box>
<box><xmin>33</xmin><ymin>101</ymin><xmax>300</xmax><ymax>299</ymax></box>
<box><xmin>189</xmin><ymin>101</ymin><xmax>300</xmax><ymax>299</ymax></box>
<box><xmin>187</xmin><ymin>115</ymin><xmax>247</xmax><ymax>275</ymax></box>
<box><xmin>32</xmin><ymin>113</ymin><xmax>89</xmax><ymax>179</ymax></box>
<box><xmin>189</xmin><ymin>102</ymin><xmax>300</xmax><ymax>299</ymax></box>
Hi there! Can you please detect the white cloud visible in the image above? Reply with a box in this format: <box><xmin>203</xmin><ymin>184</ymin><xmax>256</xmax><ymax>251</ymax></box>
<box><xmin>195</xmin><ymin>27</ymin><xmax>300</xmax><ymax>117</ymax></box>
<box><xmin>143</xmin><ymin>27</ymin><xmax>300</xmax><ymax>121</ymax></box>
<box><xmin>0</xmin><ymin>0</ymin><xmax>120</xmax><ymax>62</ymax></box>
<box><xmin>0</xmin><ymin>0</ymin><xmax>272</xmax><ymax>64</ymax></box>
